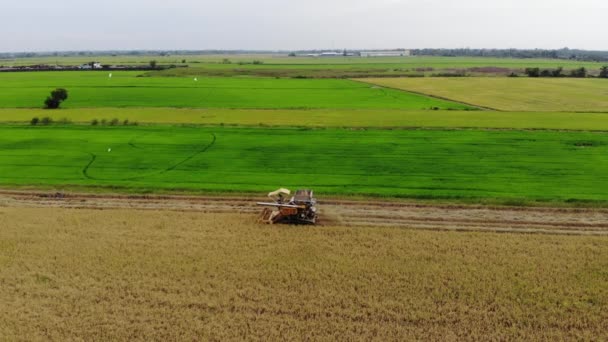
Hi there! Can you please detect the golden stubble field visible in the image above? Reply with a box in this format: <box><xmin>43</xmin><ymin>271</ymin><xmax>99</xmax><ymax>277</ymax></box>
<box><xmin>1</xmin><ymin>207</ymin><xmax>607</xmax><ymax>341</ymax></box>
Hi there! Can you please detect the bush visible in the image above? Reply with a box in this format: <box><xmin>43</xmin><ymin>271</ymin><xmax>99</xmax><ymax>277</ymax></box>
<box><xmin>252</xmin><ymin>60</ymin><xmax>263</xmax><ymax>65</ymax></box>
<box><xmin>91</xmin><ymin>119</ymin><xmax>99</xmax><ymax>126</ymax></box>
<box><xmin>109</xmin><ymin>118</ymin><xmax>120</xmax><ymax>126</ymax></box>
<box><xmin>123</xmin><ymin>119</ymin><xmax>129</xmax><ymax>126</ymax></box>
<box><xmin>30</xmin><ymin>117</ymin><xmax>39</xmax><ymax>125</ymax></box>
<box><xmin>525</xmin><ymin>68</ymin><xmax>540</xmax><ymax>77</ymax></box>
<box><xmin>100</xmin><ymin>119</ymin><xmax>107</xmax><ymax>125</ymax></box>
<box><xmin>432</xmin><ymin>72</ymin><xmax>466</xmax><ymax>77</ymax></box>
<box><xmin>57</xmin><ymin>117</ymin><xmax>72</xmax><ymax>124</ymax></box>
<box><xmin>40</xmin><ymin>117</ymin><xmax>53</xmax><ymax>125</ymax></box>
<box><xmin>552</xmin><ymin>67</ymin><xmax>564</xmax><ymax>77</ymax></box>
<box><xmin>149</xmin><ymin>60</ymin><xmax>157</xmax><ymax>68</ymax></box>
<box><xmin>570</xmin><ymin>67</ymin><xmax>587</xmax><ymax>78</ymax></box>
<box><xmin>599</xmin><ymin>66</ymin><xmax>608</xmax><ymax>78</ymax></box>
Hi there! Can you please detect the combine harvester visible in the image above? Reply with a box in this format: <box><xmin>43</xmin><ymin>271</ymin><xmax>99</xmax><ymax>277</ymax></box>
<box><xmin>258</xmin><ymin>188</ymin><xmax>318</xmax><ymax>224</ymax></box>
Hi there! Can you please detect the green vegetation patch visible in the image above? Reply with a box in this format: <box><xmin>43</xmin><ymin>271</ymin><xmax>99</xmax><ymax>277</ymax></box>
<box><xmin>0</xmin><ymin>72</ymin><xmax>471</xmax><ymax>110</ymax></box>
<box><xmin>360</xmin><ymin>77</ymin><xmax>608</xmax><ymax>112</ymax></box>
<box><xmin>2</xmin><ymin>125</ymin><xmax>608</xmax><ymax>203</ymax></box>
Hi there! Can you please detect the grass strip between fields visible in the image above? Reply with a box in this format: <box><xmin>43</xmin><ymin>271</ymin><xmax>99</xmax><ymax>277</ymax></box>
<box><xmin>3</xmin><ymin>108</ymin><xmax>608</xmax><ymax>131</ymax></box>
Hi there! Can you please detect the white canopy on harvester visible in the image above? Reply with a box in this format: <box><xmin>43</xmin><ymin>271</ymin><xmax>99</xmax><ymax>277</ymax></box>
<box><xmin>268</xmin><ymin>188</ymin><xmax>291</xmax><ymax>201</ymax></box>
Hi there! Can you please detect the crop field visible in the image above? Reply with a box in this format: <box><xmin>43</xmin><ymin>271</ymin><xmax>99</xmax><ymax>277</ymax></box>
<box><xmin>4</xmin><ymin>54</ymin><xmax>604</xmax><ymax>69</ymax></box>
<box><xmin>1</xmin><ymin>207</ymin><xmax>607</xmax><ymax>340</ymax></box>
<box><xmin>147</xmin><ymin>56</ymin><xmax>608</xmax><ymax>78</ymax></box>
<box><xmin>0</xmin><ymin>72</ymin><xmax>471</xmax><ymax>109</ymax></box>
<box><xmin>5</xmin><ymin>108</ymin><xmax>608</xmax><ymax>131</ymax></box>
<box><xmin>361</xmin><ymin>77</ymin><xmax>608</xmax><ymax>112</ymax></box>
<box><xmin>5</xmin><ymin>55</ymin><xmax>607</xmax><ymax>78</ymax></box>
<box><xmin>2</xmin><ymin>125</ymin><xmax>608</xmax><ymax>203</ymax></box>
<box><xmin>2</xmin><ymin>54</ymin><xmax>608</xmax><ymax>340</ymax></box>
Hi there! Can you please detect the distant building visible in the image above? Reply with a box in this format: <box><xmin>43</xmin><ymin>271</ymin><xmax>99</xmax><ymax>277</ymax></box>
<box><xmin>319</xmin><ymin>52</ymin><xmax>341</xmax><ymax>57</ymax></box>
<box><xmin>78</xmin><ymin>62</ymin><xmax>103</xmax><ymax>69</ymax></box>
<box><xmin>360</xmin><ymin>50</ymin><xmax>411</xmax><ymax>57</ymax></box>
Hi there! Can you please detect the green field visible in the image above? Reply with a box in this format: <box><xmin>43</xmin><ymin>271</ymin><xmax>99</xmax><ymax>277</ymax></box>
<box><xmin>4</xmin><ymin>54</ymin><xmax>604</xmax><ymax>68</ymax></box>
<box><xmin>361</xmin><ymin>77</ymin><xmax>608</xmax><ymax>112</ymax></box>
<box><xmin>4</xmin><ymin>55</ymin><xmax>606</xmax><ymax>78</ymax></box>
<box><xmin>2</xmin><ymin>125</ymin><xmax>608</xmax><ymax>203</ymax></box>
<box><xmin>4</xmin><ymin>108</ymin><xmax>608</xmax><ymax>131</ymax></box>
<box><xmin>0</xmin><ymin>63</ymin><xmax>607</xmax><ymax>204</ymax></box>
<box><xmin>148</xmin><ymin>56</ymin><xmax>608</xmax><ymax>78</ymax></box>
<box><xmin>0</xmin><ymin>72</ymin><xmax>471</xmax><ymax>109</ymax></box>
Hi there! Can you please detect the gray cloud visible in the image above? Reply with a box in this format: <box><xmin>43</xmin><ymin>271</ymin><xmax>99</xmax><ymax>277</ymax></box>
<box><xmin>1</xmin><ymin>0</ymin><xmax>606</xmax><ymax>52</ymax></box>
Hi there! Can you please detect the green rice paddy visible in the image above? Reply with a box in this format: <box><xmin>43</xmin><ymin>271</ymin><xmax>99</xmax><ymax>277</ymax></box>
<box><xmin>2</xmin><ymin>125</ymin><xmax>608</xmax><ymax>203</ymax></box>
<box><xmin>0</xmin><ymin>72</ymin><xmax>471</xmax><ymax>110</ymax></box>
<box><xmin>0</xmin><ymin>62</ymin><xmax>606</xmax><ymax>204</ymax></box>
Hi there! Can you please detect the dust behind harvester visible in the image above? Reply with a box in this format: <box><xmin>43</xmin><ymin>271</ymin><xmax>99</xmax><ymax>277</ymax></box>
<box><xmin>257</xmin><ymin>189</ymin><xmax>318</xmax><ymax>224</ymax></box>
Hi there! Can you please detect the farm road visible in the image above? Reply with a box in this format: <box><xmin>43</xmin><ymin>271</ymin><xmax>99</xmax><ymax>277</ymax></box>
<box><xmin>1</xmin><ymin>190</ymin><xmax>607</xmax><ymax>235</ymax></box>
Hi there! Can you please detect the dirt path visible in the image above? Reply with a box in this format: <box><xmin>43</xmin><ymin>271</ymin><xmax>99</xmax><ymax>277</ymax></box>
<box><xmin>1</xmin><ymin>190</ymin><xmax>608</xmax><ymax>235</ymax></box>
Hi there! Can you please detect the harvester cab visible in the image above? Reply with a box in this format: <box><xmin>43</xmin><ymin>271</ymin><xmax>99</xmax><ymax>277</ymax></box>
<box><xmin>257</xmin><ymin>189</ymin><xmax>318</xmax><ymax>224</ymax></box>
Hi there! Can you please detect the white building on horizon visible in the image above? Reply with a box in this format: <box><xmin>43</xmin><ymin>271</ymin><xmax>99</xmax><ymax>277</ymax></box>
<box><xmin>360</xmin><ymin>50</ymin><xmax>411</xmax><ymax>57</ymax></box>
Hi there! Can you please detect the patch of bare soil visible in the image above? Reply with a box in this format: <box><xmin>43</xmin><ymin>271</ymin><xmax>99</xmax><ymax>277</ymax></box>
<box><xmin>1</xmin><ymin>190</ymin><xmax>607</xmax><ymax>235</ymax></box>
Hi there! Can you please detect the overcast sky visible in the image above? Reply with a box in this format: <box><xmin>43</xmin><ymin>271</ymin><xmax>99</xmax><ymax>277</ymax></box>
<box><xmin>1</xmin><ymin>0</ymin><xmax>606</xmax><ymax>52</ymax></box>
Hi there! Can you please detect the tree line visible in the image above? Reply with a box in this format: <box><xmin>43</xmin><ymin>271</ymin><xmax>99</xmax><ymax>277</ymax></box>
<box><xmin>412</xmin><ymin>48</ymin><xmax>608</xmax><ymax>62</ymax></box>
<box><xmin>522</xmin><ymin>66</ymin><xmax>608</xmax><ymax>78</ymax></box>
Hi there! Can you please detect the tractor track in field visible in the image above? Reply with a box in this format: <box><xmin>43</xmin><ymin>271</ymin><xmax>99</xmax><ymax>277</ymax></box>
<box><xmin>1</xmin><ymin>190</ymin><xmax>608</xmax><ymax>235</ymax></box>
<box><xmin>82</xmin><ymin>133</ymin><xmax>216</xmax><ymax>181</ymax></box>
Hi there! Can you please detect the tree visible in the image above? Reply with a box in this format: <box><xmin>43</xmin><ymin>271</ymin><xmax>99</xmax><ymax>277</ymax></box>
<box><xmin>149</xmin><ymin>60</ymin><xmax>157</xmax><ymax>68</ymax></box>
<box><xmin>30</xmin><ymin>117</ymin><xmax>39</xmax><ymax>125</ymax></box>
<box><xmin>600</xmin><ymin>66</ymin><xmax>608</xmax><ymax>78</ymax></box>
<box><xmin>44</xmin><ymin>88</ymin><xmax>68</xmax><ymax>109</ymax></box>
<box><xmin>525</xmin><ymin>68</ymin><xmax>540</xmax><ymax>77</ymax></box>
